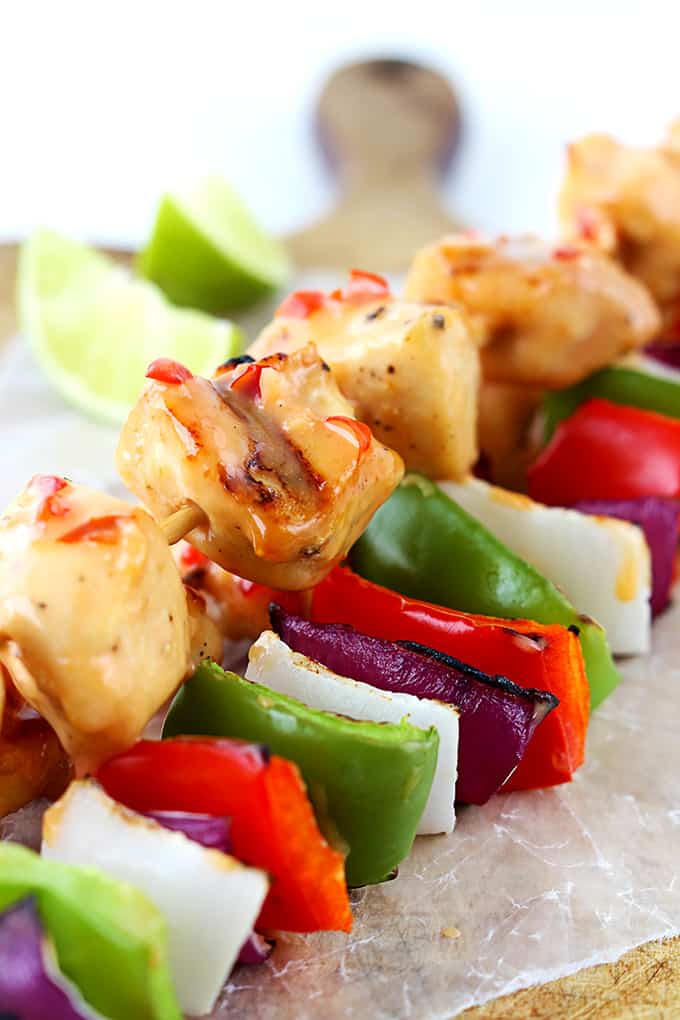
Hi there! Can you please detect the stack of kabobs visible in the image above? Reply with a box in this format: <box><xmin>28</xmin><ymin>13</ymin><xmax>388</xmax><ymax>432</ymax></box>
<box><xmin>4</xmin><ymin>122</ymin><xmax>680</xmax><ymax>1019</ymax></box>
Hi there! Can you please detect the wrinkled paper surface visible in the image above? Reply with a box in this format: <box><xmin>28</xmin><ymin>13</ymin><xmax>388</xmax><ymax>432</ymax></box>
<box><xmin>2</xmin><ymin>340</ymin><xmax>680</xmax><ymax>1019</ymax></box>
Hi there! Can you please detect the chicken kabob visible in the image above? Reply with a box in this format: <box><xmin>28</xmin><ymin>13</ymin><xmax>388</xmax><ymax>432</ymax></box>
<box><xmin>183</xmin><ymin>255</ymin><xmax>657</xmax><ymax>644</ymax></box>
<box><xmin>0</xmin><ymin>339</ymin><xmax>403</xmax><ymax>811</ymax></box>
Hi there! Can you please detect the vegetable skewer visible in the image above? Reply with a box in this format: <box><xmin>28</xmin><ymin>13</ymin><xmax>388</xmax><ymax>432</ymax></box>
<box><xmin>42</xmin><ymin>780</ymin><xmax>269</xmax><ymax>1016</ymax></box>
<box><xmin>160</xmin><ymin>502</ymin><xmax>207</xmax><ymax>545</ymax></box>
<box><xmin>164</xmin><ymin>664</ymin><xmax>439</xmax><ymax>887</ymax></box>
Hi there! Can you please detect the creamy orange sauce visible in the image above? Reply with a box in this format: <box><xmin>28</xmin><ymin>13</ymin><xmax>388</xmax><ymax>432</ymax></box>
<box><xmin>616</xmin><ymin>547</ymin><xmax>641</xmax><ymax>602</ymax></box>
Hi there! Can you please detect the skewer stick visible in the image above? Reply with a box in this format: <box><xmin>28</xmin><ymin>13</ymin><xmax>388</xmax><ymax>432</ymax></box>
<box><xmin>161</xmin><ymin>503</ymin><xmax>207</xmax><ymax>546</ymax></box>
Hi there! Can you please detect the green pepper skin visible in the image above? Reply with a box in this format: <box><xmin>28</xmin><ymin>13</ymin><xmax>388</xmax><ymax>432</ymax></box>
<box><xmin>0</xmin><ymin>843</ymin><xmax>180</xmax><ymax>1020</ymax></box>
<box><xmin>164</xmin><ymin>662</ymin><xmax>439</xmax><ymax>887</ymax></box>
<box><xmin>350</xmin><ymin>475</ymin><xmax>620</xmax><ymax>710</ymax></box>
<box><xmin>543</xmin><ymin>365</ymin><xmax>680</xmax><ymax>441</ymax></box>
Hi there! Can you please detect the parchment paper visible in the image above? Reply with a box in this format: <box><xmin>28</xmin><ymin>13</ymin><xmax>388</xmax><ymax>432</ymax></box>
<box><xmin>1</xmin><ymin>340</ymin><xmax>680</xmax><ymax>1018</ymax></box>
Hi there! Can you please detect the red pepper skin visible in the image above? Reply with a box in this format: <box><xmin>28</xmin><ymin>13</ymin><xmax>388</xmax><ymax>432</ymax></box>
<box><xmin>343</xmin><ymin>269</ymin><xmax>390</xmax><ymax>299</ymax></box>
<box><xmin>529</xmin><ymin>398</ymin><xmax>680</xmax><ymax>504</ymax></box>
<box><xmin>97</xmin><ymin>738</ymin><xmax>352</xmax><ymax>933</ymax></box>
<box><xmin>58</xmin><ymin>514</ymin><xmax>123</xmax><ymax>545</ymax></box>
<box><xmin>228</xmin><ymin>362</ymin><xmax>266</xmax><ymax>400</ymax></box>
<box><xmin>28</xmin><ymin>474</ymin><xmax>67</xmax><ymax>499</ymax></box>
<box><xmin>234</xmin><ymin>577</ymin><xmax>306</xmax><ymax>617</ymax></box>
<box><xmin>276</xmin><ymin>271</ymin><xmax>390</xmax><ymax>320</ymax></box>
<box><xmin>310</xmin><ymin>567</ymin><xmax>588</xmax><ymax>791</ymax></box>
<box><xmin>28</xmin><ymin>475</ymin><xmax>69</xmax><ymax>521</ymax></box>
<box><xmin>325</xmin><ymin>416</ymin><xmax>372</xmax><ymax>459</ymax></box>
<box><xmin>552</xmin><ymin>246</ymin><xmax>581</xmax><ymax>261</ymax></box>
<box><xmin>275</xmin><ymin>290</ymin><xmax>326</xmax><ymax>319</ymax></box>
<box><xmin>146</xmin><ymin>358</ymin><xmax>193</xmax><ymax>384</ymax></box>
<box><xmin>179</xmin><ymin>544</ymin><xmax>209</xmax><ymax>570</ymax></box>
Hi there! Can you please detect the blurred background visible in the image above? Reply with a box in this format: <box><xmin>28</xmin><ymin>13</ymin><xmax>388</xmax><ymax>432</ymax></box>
<box><xmin>2</xmin><ymin>0</ymin><xmax>680</xmax><ymax>248</ymax></box>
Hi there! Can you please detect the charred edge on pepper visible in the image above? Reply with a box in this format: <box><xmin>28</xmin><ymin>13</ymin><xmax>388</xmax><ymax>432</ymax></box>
<box><xmin>217</xmin><ymin>354</ymin><xmax>256</xmax><ymax>372</ymax></box>
<box><xmin>398</xmin><ymin>640</ymin><xmax>559</xmax><ymax>711</ymax></box>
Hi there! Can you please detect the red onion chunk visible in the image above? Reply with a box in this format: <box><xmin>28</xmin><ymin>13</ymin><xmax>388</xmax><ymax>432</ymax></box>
<box><xmin>142</xmin><ymin>810</ymin><xmax>232</xmax><ymax>852</ymax></box>
<box><xmin>644</xmin><ymin>340</ymin><xmax>680</xmax><ymax>373</ymax></box>
<box><xmin>0</xmin><ymin>898</ymin><xmax>98</xmax><ymax>1019</ymax></box>
<box><xmin>238</xmin><ymin>932</ymin><xmax>274</xmax><ymax>965</ymax></box>
<box><xmin>271</xmin><ymin>607</ymin><xmax>558</xmax><ymax>805</ymax></box>
<box><xmin>573</xmin><ymin>497</ymin><xmax>680</xmax><ymax>616</ymax></box>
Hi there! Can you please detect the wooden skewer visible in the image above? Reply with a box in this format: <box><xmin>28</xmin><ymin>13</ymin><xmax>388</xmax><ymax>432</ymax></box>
<box><xmin>160</xmin><ymin>503</ymin><xmax>208</xmax><ymax>546</ymax></box>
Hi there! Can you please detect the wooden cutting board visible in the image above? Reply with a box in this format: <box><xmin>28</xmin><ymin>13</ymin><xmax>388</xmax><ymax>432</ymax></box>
<box><xmin>1</xmin><ymin>58</ymin><xmax>680</xmax><ymax>1019</ymax></box>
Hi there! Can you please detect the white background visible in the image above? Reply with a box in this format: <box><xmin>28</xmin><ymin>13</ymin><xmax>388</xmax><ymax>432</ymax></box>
<box><xmin>2</xmin><ymin>0</ymin><xmax>680</xmax><ymax>247</ymax></box>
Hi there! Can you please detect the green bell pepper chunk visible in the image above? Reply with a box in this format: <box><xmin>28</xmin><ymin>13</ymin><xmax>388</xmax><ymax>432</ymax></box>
<box><xmin>350</xmin><ymin>475</ymin><xmax>620</xmax><ymax>709</ymax></box>
<box><xmin>543</xmin><ymin>365</ymin><xmax>680</xmax><ymax>441</ymax></box>
<box><xmin>164</xmin><ymin>662</ymin><xmax>439</xmax><ymax>887</ymax></box>
<box><xmin>0</xmin><ymin>843</ymin><xmax>180</xmax><ymax>1020</ymax></box>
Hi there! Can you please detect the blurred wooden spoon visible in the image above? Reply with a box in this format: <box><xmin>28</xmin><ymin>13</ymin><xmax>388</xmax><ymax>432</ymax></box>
<box><xmin>288</xmin><ymin>57</ymin><xmax>463</xmax><ymax>271</ymax></box>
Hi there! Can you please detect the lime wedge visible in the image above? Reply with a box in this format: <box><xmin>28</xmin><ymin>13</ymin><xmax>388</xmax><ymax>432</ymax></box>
<box><xmin>18</xmin><ymin>230</ymin><xmax>243</xmax><ymax>425</ymax></box>
<box><xmin>138</xmin><ymin>177</ymin><xmax>291</xmax><ymax>313</ymax></box>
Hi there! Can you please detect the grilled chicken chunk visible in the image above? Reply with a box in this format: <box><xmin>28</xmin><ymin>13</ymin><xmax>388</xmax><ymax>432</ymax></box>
<box><xmin>185</xmin><ymin>583</ymin><xmax>224</xmax><ymax>667</ymax></box>
<box><xmin>0</xmin><ymin>476</ymin><xmax>216</xmax><ymax>773</ymax></box>
<box><xmin>176</xmin><ymin>545</ymin><xmax>270</xmax><ymax>643</ymax></box>
<box><xmin>477</xmin><ymin>381</ymin><xmax>542</xmax><ymax>490</ymax></box>
<box><xmin>404</xmin><ymin>234</ymin><xmax>660</xmax><ymax>387</ymax></box>
<box><xmin>117</xmin><ymin>346</ymin><xmax>404</xmax><ymax>590</ymax></box>
<box><xmin>249</xmin><ymin>291</ymin><xmax>479</xmax><ymax>479</ymax></box>
<box><xmin>560</xmin><ymin>124</ymin><xmax>680</xmax><ymax>323</ymax></box>
<box><xmin>0</xmin><ymin>677</ymin><xmax>72</xmax><ymax>818</ymax></box>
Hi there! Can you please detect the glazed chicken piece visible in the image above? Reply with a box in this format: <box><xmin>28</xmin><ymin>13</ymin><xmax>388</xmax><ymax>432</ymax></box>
<box><xmin>175</xmin><ymin>542</ymin><xmax>306</xmax><ymax>644</ymax></box>
<box><xmin>404</xmin><ymin>234</ymin><xmax>660</xmax><ymax>388</ymax></box>
<box><xmin>117</xmin><ymin>345</ymin><xmax>404</xmax><ymax>590</ymax></box>
<box><xmin>249</xmin><ymin>272</ymin><xmax>479</xmax><ymax>479</ymax></box>
<box><xmin>0</xmin><ymin>476</ymin><xmax>220</xmax><ymax>774</ymax></box>
<box><xmin>560</xmin><ymin>123</ymin><xmax>680</xmax><ymax>323</ymax></box>
<box><xmin>0</xmin><ymin>677</ymin><xmax>72</xmax><ymax>818</ymax></box>
<box><xmin>477</xmin><ymin>381</ymin><xmax>543</xmax><ymax>491</ymax></box>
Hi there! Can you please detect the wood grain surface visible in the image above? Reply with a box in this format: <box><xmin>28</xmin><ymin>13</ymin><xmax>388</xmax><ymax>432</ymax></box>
<box><xmin>1</xmin><ymin>237</ymin><xmax>680</xmax><ymax>1016</ymax></box>
<box><xmin>0</xmin><ymin>243</ymin><xmax>18</xmax><ymax>347</ymax></box>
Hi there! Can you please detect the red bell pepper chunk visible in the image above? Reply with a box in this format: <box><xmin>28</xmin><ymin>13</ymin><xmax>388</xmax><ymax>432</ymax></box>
<box><xmin>235</xmin><ymin>577</ymin><xmax>306</xmax><ymax>614</ymax></box>
<box><xmin>179</xmin><ymin>543</ymin><xmax>209</xmax><ymax>571</ymax></box>
<box><xmin>310</xmin><ymin>567</ymin><xmax>588</xmax><ymax>791</ymax></box>
<box><xmin>275</xmin><ymin>290</ymin><xmax>327</xmax><ymax>319</ymax></box>
<box><xmin>146</xmin><ymin>358</ymin><xmax>193</xmax><ymax>384</ymax></box>
<box><xmin>97</xmin><ymin>738</ymin><xmax>352</xmax><ymax>933</ymax></box>
<box><xmin>529</xmin><ymin>398</ymin><xmax>680</xmax><ymax>505</ymax></box>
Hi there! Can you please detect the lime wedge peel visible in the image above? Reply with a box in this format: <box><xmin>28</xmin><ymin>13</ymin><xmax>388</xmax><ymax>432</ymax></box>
<box><xmin>138</xmin><ymin>176</ymin><xmax>291</xmax><ymax>313</ymax></box>
<box><xmin>18</xmin><ymin>230</ymin><xmax>244</xmax><ymax>426</ymax></box>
